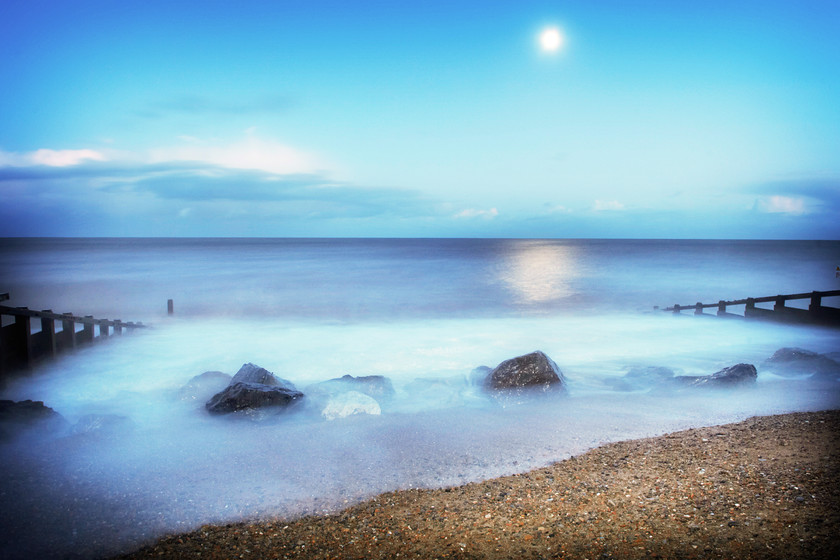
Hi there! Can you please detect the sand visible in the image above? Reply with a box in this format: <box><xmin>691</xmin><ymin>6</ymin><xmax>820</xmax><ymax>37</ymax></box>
<box><xmin>114</xmin><ymin>410</ymin><xmax>839</xmax><ymax>559</ymax></box>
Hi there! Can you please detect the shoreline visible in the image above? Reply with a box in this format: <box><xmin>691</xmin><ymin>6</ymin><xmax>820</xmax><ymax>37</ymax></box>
<box><xmin>115</xmin><ymin>409</ymin><xmax>840</xmax><ymax>559</ymax></box>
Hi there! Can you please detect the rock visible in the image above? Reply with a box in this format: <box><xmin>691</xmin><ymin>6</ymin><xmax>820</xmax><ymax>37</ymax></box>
<box><xmin>205</xmin><ymin>363</ymin><xmax>304</xmax><ymax>416</ymax></box>
<box><xmin>308</xmin><ymin>374</ymin><xmax>395</xmax><ymax>402</ymax></box>
<box><xmin>321</xmin><ymin>391</ymin><xmax>381</xmax><ymax>421</ymax></box>
<box><xmin>762</xmin><ymin>347</ymin><xmax>840</xmax><ymax>378</ymax></box>
<box><xmin>483</xmin><ymin>351</ymin><xmax>567</xmax><ymax>396</ymax></box>
<box><xmin>72</xmin><ymin>414</ymin><xmax>134</xmax><ymax>436</ymax></box>
<box><xmin>206</xmin><ymin>381</ymin><xmax>304</xmax><ymax>415</ymax></box>
<box><xmin>469</xmin><ymin>366</ymin><xmax>492</xmax><ymax>386</ymax></box>
<box><xmin>403</xmin><ymin>376</ymin><xmax>474</xmax><ymax>410</ymax></box>
<box><xmin>0</xmin><ymin>400</ymin><xmax>68</xmax><ymax>440</ymax></box>
<box><xmin>674</xmin><ymin>363</ymin><xmax>757</xmax><ymax>388</ymax></box>
<box><xmin>230</xmin><ymin>362</ymin><xmax>291</xmax><ymax>387</ymax></box>
<box><xmin>179</xmin><ymin>371</ymin><xmax>233</xmax><ymax>401</ymax></box>
<box><xmin>606</xmin><ymin>366</ymin><xmax>675</xmax><ymax>391</ymax></box>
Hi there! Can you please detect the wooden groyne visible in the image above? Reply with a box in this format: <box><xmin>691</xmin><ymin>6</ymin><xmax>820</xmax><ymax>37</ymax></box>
<box><xmin>0</xmin><ymin>292</ymin><xmax>146</xmax><ymax>377</ymax></box>
<box><xmin>661</xmin><ymin>289</ymin><xmax>840</xmax><ymax>327</ymax></box>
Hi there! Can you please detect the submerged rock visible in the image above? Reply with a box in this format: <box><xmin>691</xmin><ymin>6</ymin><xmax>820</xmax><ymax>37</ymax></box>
<box><xmin>0</xmin><ymin>400</ymin><xmax>68</xmax><ymax>440</ymax></box>
<box><xmin>308</xmin><ymin>374</ymin><xmax>395</xmax><ymax>401</ymax></box>
<box><xmin>321</xmin><ymin>391</ymin><xmax>381</xmax><ymax>421</ymax></box>
<box><xmin>179</xmin><ymin>371</ymin><xmax>233</xmax><ymax>401</ymax></box>
<box><xmin>72</xmin><ymin>414</ymin><xmax>134</xmax><ymax>436</ymax></box>
<box><xmin>205</xmin><ymin>363</ymin><xmax>304</xmax><ymax>416</ymax></box>
<box><xmin>606</xmin><ymin>366</ymin><xmax>676</xmax><ymax>391</ymax></box>
<box><xmin>762</xmin><ymin>347</ymin><xmax>840</xmax><ymax>378</ymax></box>
<box><xmin>483</xmin><ymin>351</ymin><xmax>567</xmax><ymax>397</ymax></box>
<box><xmin>674</xmin><ymin>363</ymin><xmax>757</xmax><ymax>388</ymax></box>
<box><xmin>469</xmin><ymin>366</ymin><xmax>492</xmax><ymax>386</ymax></box>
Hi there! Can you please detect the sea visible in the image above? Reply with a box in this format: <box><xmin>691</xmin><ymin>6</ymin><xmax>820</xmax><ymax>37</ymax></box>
<box><xmin>1</xmin><ymin>238</ymin><xmax>839</xmax><ymax>559</ymax></box>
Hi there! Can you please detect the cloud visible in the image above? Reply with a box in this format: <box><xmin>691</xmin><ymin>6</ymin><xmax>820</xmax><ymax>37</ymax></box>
<box><xmin>454</xmin><ymin>207</ymin><xmax>499</xmax><ymax>219</ymax></box>
<box><xmin>0</xmin><ymin>148</ymin><xmax>106</xmax><ymax>167</ymax></box>
<box><xmin>147</xmin><ymin>135</ymin><xmax>322</xmax><ymax>175</ymax></box>
<box><xmin>592</xmin><ymin>199</ymin><xmax>625</xmax><ymax>211</ymax></box>
<box><xmin>755</xmin><ymin>195</ymin><xmax>807</xmax><ymax>215</ymax></box>
<box><xmin>750</xmin><ymin>177</ymin><xmax>840</xmax><ymax>214</ymax></box>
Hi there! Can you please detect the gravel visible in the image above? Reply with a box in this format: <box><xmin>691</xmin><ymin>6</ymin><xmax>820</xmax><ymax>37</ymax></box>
<box><xmin>114</xmin><ymin>409</ymin><xmax>840</xmax><ymax>559</ymax></box>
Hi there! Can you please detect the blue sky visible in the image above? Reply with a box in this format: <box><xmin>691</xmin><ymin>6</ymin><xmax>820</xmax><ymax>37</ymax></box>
<box><xmin>1</xmin><ymin>0</ymin><xmax>839</xmax><ymax>238</ymax></box>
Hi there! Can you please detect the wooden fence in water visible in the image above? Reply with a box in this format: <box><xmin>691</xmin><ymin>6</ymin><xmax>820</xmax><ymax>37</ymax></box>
<box><xmin>0</xmin><ymin>292</ymin><xmax>147</xmax><ymax>377</ymax></box>
<box><xmin>661</xmin><ymin>289</ymin><xmax>840</xmax><ymax>327</ymax></box>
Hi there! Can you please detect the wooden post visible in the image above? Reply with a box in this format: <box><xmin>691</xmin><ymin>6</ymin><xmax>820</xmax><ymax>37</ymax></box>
<box><xmin>14</xmin><ymin>310</ymin><xmax>33</xmax><ymax>370</ymax></box>
<box><xmin>717</xmin><ymin>300</ymin><xmax>727</xmax><ymax>316</ymax></box>
<box><xmin>694</xmin><ymin>302</ymin><xmax>703</xmax><ymax>315</ymax></box>
<box><xmin>40</xmin><ymin>310</ymin><xmax>57</xmax><ymax>358</ymax></box>
<box><xmin>80</xmin><ymin>316</ymin><xmax>94</xmax><ymax>343</ymax></box>
<box><xmin>61</xmin><ymin>313</ymin><xmax>77</xmax><ymax>350</ymax></box>
<box><xmin>745</xmin><ymin>298</ymin><xmax>756</xmax><ymax>318</ymax></box>
<box><xmin>113</xmin><ymin>320</ymin><xmax>123</xmax><ymax>335</ymax></box>
<box><xmin>774</xmin><ymin>296</ymin><xmax>786</xmax><ymax>311</ymax></box>
<box><xmin>672</xmin><ymin>304</ymin><xmax>681</xmax><ymax>314</ymax></box>
<box><xmin>100</xmin><ymin>320</ymin><xmax>110</xmax><ymax>338</ymax></box>
<box><xmin>167</xmin><ymin>299</ymin><xmax>174</xmax><ymax>315</ymax></box>
<box><xmin>810</xmin><ymin>292</ymin><xmax>822</xmax><ymax>312</ymax></box>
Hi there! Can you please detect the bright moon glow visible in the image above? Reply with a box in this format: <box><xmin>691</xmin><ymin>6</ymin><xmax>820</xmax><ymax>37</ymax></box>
<box><xmin>539</xmin><ymin>27</ymin><xmax>564</xmax><ymax>52</ymax></box>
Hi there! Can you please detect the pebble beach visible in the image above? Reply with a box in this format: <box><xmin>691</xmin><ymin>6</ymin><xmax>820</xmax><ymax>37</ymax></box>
<box><xmin>115</xmin><ymin>409</ymin><xmax>839</xmax><ymax>560</ymax></box>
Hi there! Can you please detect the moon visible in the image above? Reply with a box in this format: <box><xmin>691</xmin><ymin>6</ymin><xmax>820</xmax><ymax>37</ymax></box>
<box><xmin>539</xmin><ymin>27</ymin><xmax>564</xmax><ymax>53</ymax></box>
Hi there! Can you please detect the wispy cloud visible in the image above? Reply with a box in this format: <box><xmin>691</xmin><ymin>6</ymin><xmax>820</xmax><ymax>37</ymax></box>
<box><xmin>592</xmin><ymin>199</ymin><xmax>625</xmax><ymax>211</ymax></box>
<box><xmin>750</xmin><ymin>177</ymin><xmax>840</xmax><ymax>214</ymax></box>
<box><xmin>755</xmin><ymin>195</ymin><xmax>807</xmax><ymax>215</ymax></box>
<box><xmin>454</xmin><ymin>207</ymin><xmax>499</xmax><ymax>219</ymax></box>
<box><xmin>0</xmin><ymin>148</ymin><xmax>106</xmax><ymax>167</ymax></box>
<box><xmin>147</xmin><ymin>135</ymin><xmax>322</xmax><ymax>175</ymax></box>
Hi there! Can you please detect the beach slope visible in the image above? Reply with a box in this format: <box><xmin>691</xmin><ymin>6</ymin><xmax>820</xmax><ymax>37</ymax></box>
<box><xmin>116</xmin><ymin>410</ymin><xmax>839</xmax><ymax>559</ymax></box>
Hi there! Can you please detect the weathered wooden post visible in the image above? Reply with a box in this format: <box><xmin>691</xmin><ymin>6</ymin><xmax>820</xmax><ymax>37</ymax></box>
<box><xmin>167</xmin><ymin>299</ymin><xmax>174</xmax><ymax>315</ymax></box>
<box><xmin>99</xmin><ymin>320</ymin><xmax>110</xmax><ymax>338</ymax></box>
<box><xmin>672</xmin><ymin>304</ymin><xmax>681</xmax><ymax>314</ymax></box>
<box><xmin>774</xmin><ymin>296</ymin><xmax>786</xmax><ymax>311</ymax></box>
<box><xmin>745</xmin><ymin>298</ymin><xmax>756</xmax><ymax>318</ymax></box>
<box><xmin>40</xmin><ymin>310</ymin><xmax>57</xmax><ymax>358</ymax></box>
<box><xmin>694</xmin><ymin>302</ymin><xmax>703</xmax><ymax>315</ymax></box>
<box><xmin>14</xmin><ymin>309</ymin><xmax>33</xmax><ymax>370</ymax></box>
<box><xmin>717</xmin><ymin>300</ymin><xmax>727</xmax><ymax>316</ymax></box>
<box><xmin>809</xmin><ymin>291</ymin><xmax>823</xmax><ymax>320</ymax></box>
<box><xmin>113</xmin><ymin>320</ymin><xmax>123</xmax><ymax>335</ymax></box>
<box><xmin>60</xmin><ymin>313</ymin><xmax>77</xmax><ymax>350</ymax></box>
<box><xmin>80</xmin><ymin>316</ymin><xmax>95</xmax><ymax>343</ymax></box>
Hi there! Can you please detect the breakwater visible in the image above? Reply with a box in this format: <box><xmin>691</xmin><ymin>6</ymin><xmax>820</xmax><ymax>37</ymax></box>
<box><xmin>662</xmin><ymin>289</ymin><xmax>840</xmax><ymax>326</ymax></box>
<box><xmin>0</xmin><ymin>292</ymin><xmax>146</xmax><ymax>377</ymax></box>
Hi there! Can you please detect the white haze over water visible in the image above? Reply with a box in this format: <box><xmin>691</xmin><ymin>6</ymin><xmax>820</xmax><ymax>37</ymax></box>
<box><xmin>1</xmin><ymin>238</ymin><xmax>839</xmax><ymax>559</ymax></box>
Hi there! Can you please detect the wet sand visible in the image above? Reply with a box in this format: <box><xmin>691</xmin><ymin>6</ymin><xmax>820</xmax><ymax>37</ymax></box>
<box><xmin>115</xmin><ymin>410</ymin><xmax>839</xmax><ymax>560</ymax></box>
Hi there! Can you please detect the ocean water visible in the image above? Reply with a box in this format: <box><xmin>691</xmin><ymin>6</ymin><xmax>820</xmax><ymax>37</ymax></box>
<box><xmin>1</xmin><ymin>238</ymin><xmax>839</xmax><ymax>559</ymax></box>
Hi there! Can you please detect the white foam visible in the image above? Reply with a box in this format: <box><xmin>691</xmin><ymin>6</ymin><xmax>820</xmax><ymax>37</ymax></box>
<box><xmin>1</xmin><ymin>312</ymin><xmax>839</xmax><ymax>559</ymax></box>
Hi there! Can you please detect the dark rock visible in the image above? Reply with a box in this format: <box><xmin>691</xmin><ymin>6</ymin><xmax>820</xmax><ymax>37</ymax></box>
<box><xmin>762</xmin><ymin>347</ymin><xmax>840</xmax><ymax>378</ymax></box>
<box><xmin>230</xmin><ymin>363</ymin><xmax>291</xmax><ymax>387</ymax></box>
<box><xmin>179</xmin><ymin>371</ymin><xmax>233</xmax><ymax>401</ymax></box>
<box><xmin>483</xmin><ymin>351</ymin><xmax>566</xmax><ymax>395</ymax></box>
<box><xmin>0</xmin><ymin>400</ymin><xmax>68</xmax><ymax>440</ymax></box>
<box><xmin>206</xmin><ymin>381</ymin><xmax>303</xmax><ymax>415</ymax></box>
<box><xmin>674</xmin><ymin>363</ymin><xmax>757</xmax><ymax>388</ymax></box>
<box><xmin>205</xmin><ymin>363</ymin><xmax>304</xmax><ymax>416</ymax></box>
